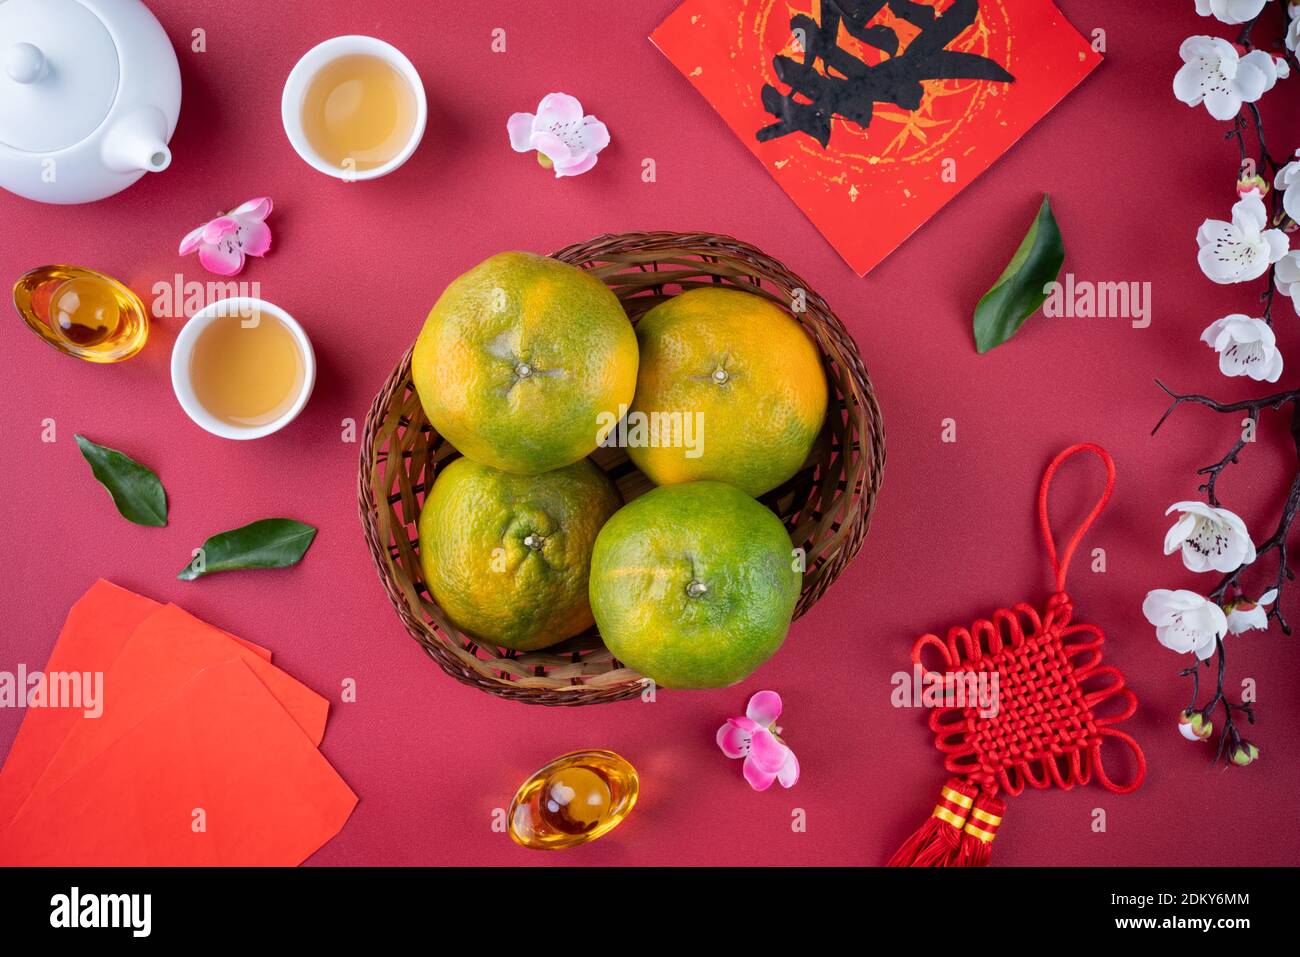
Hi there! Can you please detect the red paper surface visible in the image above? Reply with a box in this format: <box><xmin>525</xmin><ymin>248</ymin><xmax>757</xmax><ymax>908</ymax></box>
<box><xmin>651</xmin><ymin>0</ymin><xmax>1100</xmax><ymax>275</ymax></box>
<box><xmin>0</xmin><ymin>660</ymin><xmax>356</xmax><ymax>866</ymax></box>
<box><xmin>0</xmin><ymin>581</ymin><xmax>157</xmax><ymax>829</ymax></box>
<box><xmin>0</xmin><ymin>580</ymin><xmax>272</xmax><ymax>830</ymax></box>
<box><xmin>8</xmin><ymin>601</ymin><xmax>328</xmax><ymax>825</ymax></box>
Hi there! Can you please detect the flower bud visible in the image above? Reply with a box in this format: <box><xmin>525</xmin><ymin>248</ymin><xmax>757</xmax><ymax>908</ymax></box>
<box><xmin>1230</xmin><ymin>740</ymin><xmax>1260</xmax><ymax>766</ymax></box>
<box><xmin>1238</xmin><ymin>174</ymin><xmax>1269</xmax><ymax>199</ymax></box>
<box><xmin>1178</xmin><ymin>708</ymin><xmax>1213</xmax><ymax>741</ymax></box>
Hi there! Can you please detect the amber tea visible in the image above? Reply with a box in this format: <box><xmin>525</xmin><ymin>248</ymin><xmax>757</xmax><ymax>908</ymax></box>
<box><xmin>300</xmin><ymin>53</ymin><xmax>417</xmax><ymax>172</ymax></box>
<box><xmin>189</xmin><ymin>307</ymin><xmax>306</xmax><ymax>427</ymax></box>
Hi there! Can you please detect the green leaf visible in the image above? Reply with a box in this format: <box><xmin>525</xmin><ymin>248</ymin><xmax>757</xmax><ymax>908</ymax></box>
<box><xmin>178</xmin><ymin>518</ymin><xmax>317</xmax><ymax>580</ymax></box>
<box><xmin>75</xmin><ymin>434</ymin><xmax>168</xmax><ymax>527</ymax></box>
<box><xmin>972</xmin><ymin>195</ymin><xmax>1066</xmax><ymax>354</ymax></box>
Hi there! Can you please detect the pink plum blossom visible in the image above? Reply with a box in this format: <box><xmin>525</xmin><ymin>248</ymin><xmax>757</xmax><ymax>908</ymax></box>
<box><xmin>716</xmin><ymin>690</ymin><xmax>799</xmax><ymax>791</ymax></box>
<box><xmin>179</xmin><ymin>197</ymin><xmax>273</xmax><ymax>276</ymax></box>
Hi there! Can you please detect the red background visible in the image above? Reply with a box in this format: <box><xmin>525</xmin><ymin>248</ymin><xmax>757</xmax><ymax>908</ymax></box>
<box><xmin>2</xmin><ymin>0</ymin><xmax>1298</xmax><ymax>866</ymax></box>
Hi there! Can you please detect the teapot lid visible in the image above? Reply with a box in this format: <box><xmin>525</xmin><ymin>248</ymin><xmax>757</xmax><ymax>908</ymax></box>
<box><xmin>0</xmin><ymin>0</ymin><xmax>120</xmax><ymax>153</ymax></box>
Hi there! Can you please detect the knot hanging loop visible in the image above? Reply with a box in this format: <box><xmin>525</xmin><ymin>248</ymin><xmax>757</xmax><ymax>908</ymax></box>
<box><xmin>1038</xmin><ymin>443</ymin><xmax>1115</xmax><ymax>594</ymax></box>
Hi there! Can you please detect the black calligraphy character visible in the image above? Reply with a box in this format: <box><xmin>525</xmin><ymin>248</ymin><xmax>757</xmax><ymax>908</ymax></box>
<box><xmin>757</xmin><ymin>0</ymin><xmax>1015</xmax><ymax>148</ymax></box>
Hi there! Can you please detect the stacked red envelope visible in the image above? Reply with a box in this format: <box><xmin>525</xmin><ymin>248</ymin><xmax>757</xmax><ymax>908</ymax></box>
<box><xmin>0</xmin><ymin>580</ymin><xmax>356</xmax><ymax>865</ymax></box>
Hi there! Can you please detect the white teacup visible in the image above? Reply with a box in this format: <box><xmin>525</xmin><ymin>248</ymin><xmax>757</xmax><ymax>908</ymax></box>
<box><xmin>281</xmin><ymin>35</ymin><xmax>427</xmax><ymax>181</ymax></box>
<box><xmin>171</xmin><ymin>298</ymin><xmax>316</xmax><ymax>440</ymax></box>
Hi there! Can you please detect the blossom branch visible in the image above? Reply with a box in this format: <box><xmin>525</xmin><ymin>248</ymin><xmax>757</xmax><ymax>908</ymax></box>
<box><xmin>1153</xmin><ymin>378</ymin><xmax>1300</xmax><ymax>633</ymax></box>
<box><xmin>1151</xmin><ymin>2</ymin><xmax>1300</xmax><ymax>769</ymax></box>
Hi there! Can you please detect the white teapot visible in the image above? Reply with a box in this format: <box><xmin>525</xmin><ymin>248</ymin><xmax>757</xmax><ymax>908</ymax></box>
<box><xmin>0</xmin><ymin>0</ymin><xmax>181</xmax><ymax>204</ymax></box>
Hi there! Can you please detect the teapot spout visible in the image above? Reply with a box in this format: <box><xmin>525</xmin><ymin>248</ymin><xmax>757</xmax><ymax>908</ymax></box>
<box><xmin>100</xmin><ymin>107</ymin><xmax>173</xmax><ymax>175</ymax></box>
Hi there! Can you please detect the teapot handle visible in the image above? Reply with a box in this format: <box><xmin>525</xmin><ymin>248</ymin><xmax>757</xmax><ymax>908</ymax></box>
<box><xmin>5</xmin><ymin>43</ymin><xmax>47</xmax><ymax>84</ymax></box>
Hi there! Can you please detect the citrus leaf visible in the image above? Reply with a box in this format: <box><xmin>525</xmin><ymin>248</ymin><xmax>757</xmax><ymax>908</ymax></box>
<box><xmin>178</xmin><ymin>518</ymin><xmax>317</xmax><ymax>580</ymax></box>
<box><xmin>75</xmin><ymin>434</ymin><xmax>168</xmax><ymax>527</ymax></box>
<box><xmin>973</xmin><ymin>195</ymin><xmax>1065</xmax><ymax>354</ymax></box>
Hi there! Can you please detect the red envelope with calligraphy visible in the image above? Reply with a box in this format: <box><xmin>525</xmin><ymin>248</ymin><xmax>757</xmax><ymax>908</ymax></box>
<box><xmin>651</xmin><ymin>0</ymin><xmax>1100</xmax><ymax>276</ymax></box>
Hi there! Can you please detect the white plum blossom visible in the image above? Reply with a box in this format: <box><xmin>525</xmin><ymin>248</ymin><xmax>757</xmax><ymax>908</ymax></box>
<box><xmin>1253</xmin><ymin>51</ymin><xmax>1291</xmax><ymax>89</ymax></box>
<box><xmin>1144</xmin><ymin>589</ymin><xmax>1229</xmax><ymax>659</ymax></box>
<box><xmin>1289</xmin><ymin>7</ymin><xmax>1300</xmax><ymax>54</ymax></box>
<box><xmin>1195</xmin><ymin>0</ymin><xmax>1274</xmax><ymax>24</ymax></box>
<box><xmin>1225</xmin><ymin>588</ymin><xmax>1278</xmax><ymax>633</ymax></box>
<box><xmin>1197</xmin><ymin>190</ymin><xmax>1289</xmax><ymax>283</ymax></box>
<box><xmin>507</xmin><ymin>93</ymin><xmax>610</xmax><ymax>178</ymax></box>
<box><xmin>1164</xmin><ymin>501</ymin><xmax>1257</xmax><ymax>572</ymax></box>
<box><xmin>1274</xmin><ymin>148</ymin><xmax>1300</xmax><ymax>224</ymax></box>
<box><xmin>1276</xmin><ymin>251</ymin><xmax>1300</xmax><ymax>316</ymax></box>
<box><xmin>1200</xmin><ymin>314</ymin><xmax>1284</xmax><ymax>381</ymax></box>
<box><xmin>1174</xmin><ymin>37</ymin><xmax>1283</xmax><ymax>120</ymax></box>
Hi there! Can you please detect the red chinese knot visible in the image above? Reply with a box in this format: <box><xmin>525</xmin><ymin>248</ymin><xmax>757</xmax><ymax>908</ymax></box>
<box><xmin>889</xmin><ymin>444</ymin><xmax>1145</xmax><ymax>867</ymax></box>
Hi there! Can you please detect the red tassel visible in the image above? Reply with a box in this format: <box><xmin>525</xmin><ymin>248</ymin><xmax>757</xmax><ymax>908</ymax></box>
<box><xmin>953</xmin><ymin>791</ymin><xmax>1006</xmax><ymax>867</ymax></box>
<box><xmin>887</xmin><ymin>778</ymin><xmax>978</xmax><ymax>867</ymax></box>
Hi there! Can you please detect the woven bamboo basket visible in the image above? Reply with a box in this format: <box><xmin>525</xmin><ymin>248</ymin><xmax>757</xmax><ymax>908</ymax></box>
<box><xmin>358</xmin><ymin>231</ymin><xmax>885</xmax><ymax>705</ymax></box>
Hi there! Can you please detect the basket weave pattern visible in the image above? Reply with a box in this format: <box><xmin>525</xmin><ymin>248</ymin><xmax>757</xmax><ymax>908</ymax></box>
<box><xmin>358</xmin><ymin>231</ymin><xmax>886</xmax><ymax>705</ymax></box>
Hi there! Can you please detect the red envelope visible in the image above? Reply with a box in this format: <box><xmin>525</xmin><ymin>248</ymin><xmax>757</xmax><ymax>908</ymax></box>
<box><xmin>0</xmin><ymin>580</ymin><xmax>268</xmax><ymax>829</ymax></box>
<box><xmin>0</xmin><ymin>581</ymin><xmax>155</xmax><ymax>828</ymax></box>
<box><xmin>651</xmin><ymin>0</ymin><xmax>1101</xmax><ymax>275</ymax></box>
<box><xmin>8</xmin><ymin>601</ymin><xmax>328</xmax><ymax>825</ymax></box>
<box><xmin>0</xmin><ymin>659</ymin><xmax>356</xmax><ymax>866</ymax></box>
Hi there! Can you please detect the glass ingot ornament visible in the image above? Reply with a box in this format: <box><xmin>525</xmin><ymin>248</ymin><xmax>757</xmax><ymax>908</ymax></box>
<box><xmin>14</xmin><ymin>265</ymin><xmax>149</xmax><ymax>362</ymax></box>
<box><xmin>508</xmin><ymin>750</ymin><xmax>638</xmax><ymax>849</ymax></box>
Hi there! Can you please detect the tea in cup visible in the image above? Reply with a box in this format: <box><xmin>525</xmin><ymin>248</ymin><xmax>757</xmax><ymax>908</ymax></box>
<box><xmin>281</xmin><ymin>36</ymin><xmax>427</xmax><ymax>180</ymax></box>
<box><xmin>171</xmin><ymin>298</ymin><xmax>316</xmax><ymax>439</ymax></box>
